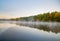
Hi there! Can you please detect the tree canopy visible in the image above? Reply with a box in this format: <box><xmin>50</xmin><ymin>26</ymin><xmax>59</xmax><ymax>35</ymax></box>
<box><xmin>10</xmin><ymin>11</ymin><xmax>60</xmax><ymax>22</ymax></box>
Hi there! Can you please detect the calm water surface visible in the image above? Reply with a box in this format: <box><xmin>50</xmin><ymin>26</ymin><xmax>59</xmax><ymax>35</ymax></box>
<box><xmin>0</xmin><ymin>21</ymin><xmax>60</xmax><ymax>41</ymax></box>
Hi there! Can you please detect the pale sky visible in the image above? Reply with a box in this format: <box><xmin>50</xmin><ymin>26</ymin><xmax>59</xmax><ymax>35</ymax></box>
<box><xmin>0</xmin><ymin>0</ymin><xmax>60</xmax><ymax>19</ymax></box>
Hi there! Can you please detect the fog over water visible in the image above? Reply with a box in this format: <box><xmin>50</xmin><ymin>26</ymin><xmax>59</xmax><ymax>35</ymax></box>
<box><xmin>0</xmin><ymin>21</ymin><xmax>60</xmax><ymax>41</ymax></box>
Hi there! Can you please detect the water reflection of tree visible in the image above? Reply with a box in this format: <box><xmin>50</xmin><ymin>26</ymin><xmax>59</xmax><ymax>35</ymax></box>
<box><xmin>37</xmin><ymin>25</ymin><xmax>60</xmax><ymax>34</ymax></box>
<box><xmin>38</xmin><ymin>25</ymin><xmax>50</xmax><ymax>32</ymax></box>
<box><xmin>52</xmin><ymin>27</ymin><xmax>60</xmax><ymax>34</ymax></box>
<box><xmin>16</xmin><ymin>23</ymin><xmax>60</xmax><ymax>34</ymax></box>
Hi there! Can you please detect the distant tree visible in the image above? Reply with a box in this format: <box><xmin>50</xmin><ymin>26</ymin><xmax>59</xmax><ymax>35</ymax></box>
<box><xmin>10</xmin><ymin>11</ymin><xmax>60</xmax><ymax>22</ymax></box>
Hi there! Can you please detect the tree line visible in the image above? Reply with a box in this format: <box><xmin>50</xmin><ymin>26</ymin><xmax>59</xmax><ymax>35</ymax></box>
<box><xmin>10</xmin><ymin>11</ymin><xmax>60</xmax><ymax>22</ymax></box>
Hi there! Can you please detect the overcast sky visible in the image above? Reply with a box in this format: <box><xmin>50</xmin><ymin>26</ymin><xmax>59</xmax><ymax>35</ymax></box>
<box><xmin>0</xmin><ymin>0</ymin><xmax>60</xmax><ymax>19</ymax></box>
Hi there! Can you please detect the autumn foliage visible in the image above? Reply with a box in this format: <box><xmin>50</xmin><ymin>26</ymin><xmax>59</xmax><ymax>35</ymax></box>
<box><xmin>34</xmin><ymin>11</ymin><xmax>60</xmax><ymax>22</ymax></box>
<box><xmin>10</xmin><ymin>11</ymin><xmax>60</xmax><ymax>22</ymax></box>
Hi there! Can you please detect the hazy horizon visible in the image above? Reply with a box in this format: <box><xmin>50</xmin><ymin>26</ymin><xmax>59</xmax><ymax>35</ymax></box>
<box><xmin>0</xmin><ymin>0</ymin><xmax>60</xmax><ymax>19</ymax></box>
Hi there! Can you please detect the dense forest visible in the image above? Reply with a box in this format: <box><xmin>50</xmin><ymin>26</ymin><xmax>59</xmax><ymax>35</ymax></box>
<box><xmin>10</xmin><ymin>11</ymin><xmax>60</xmax><ymax>22</ymax></box>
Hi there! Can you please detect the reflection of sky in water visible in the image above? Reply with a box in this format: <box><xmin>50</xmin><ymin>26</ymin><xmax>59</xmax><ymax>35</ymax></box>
<box><xmin>0</xmin><ymin>22</ymin><xmax>60</xmax><ymax>41</ymax></box>
<box><xmin>0</xmin><ymin>23</ymin><xmax>19</xmax><ymax>34</ymax></box>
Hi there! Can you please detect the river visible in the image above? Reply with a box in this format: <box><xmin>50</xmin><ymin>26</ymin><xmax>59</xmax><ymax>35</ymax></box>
<box><xmin>0</xmin><ymin>21</ymin><xmax>60</xmax><ymax>41</ymax></box>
